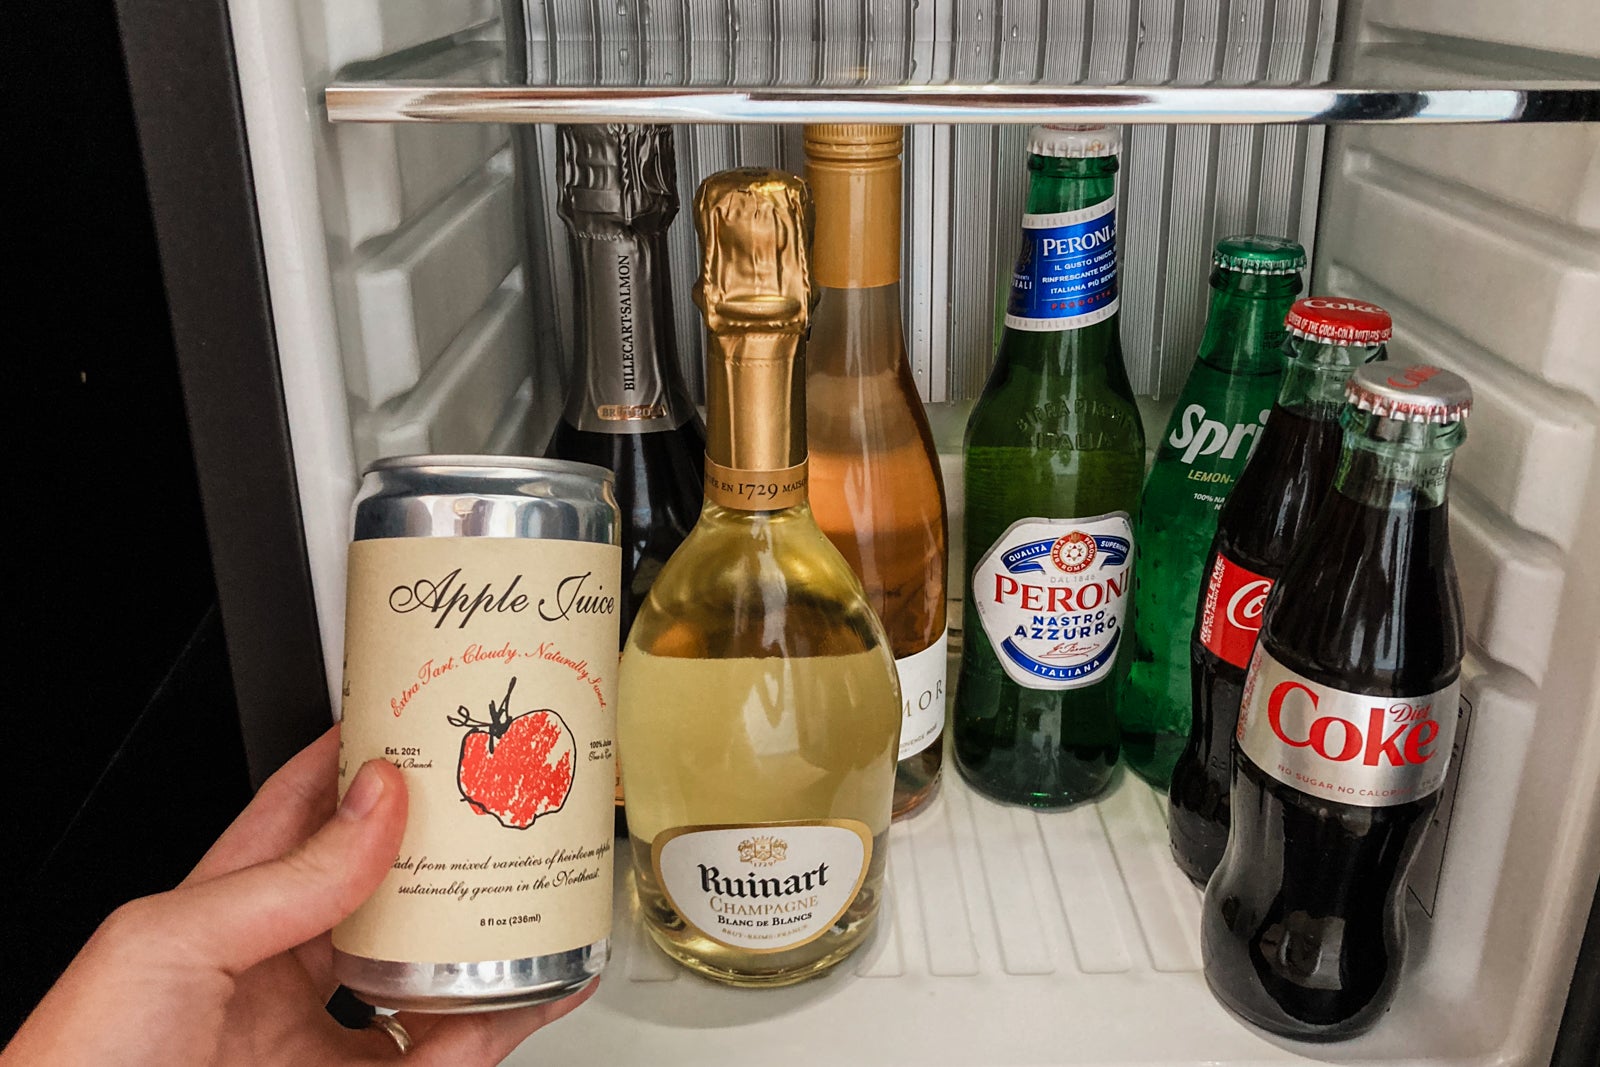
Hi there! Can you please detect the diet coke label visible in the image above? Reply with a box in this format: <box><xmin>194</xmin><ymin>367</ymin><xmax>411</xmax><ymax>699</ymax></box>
<box><xmin>1198</xmin><ymin>553</ymin><xmax>1272</xmax><ymax>669</ymax></box>
<box><xmin>1236</xmin><ymin>647</ymin><xmax>1459</xmax><ymax>808</ymax></box>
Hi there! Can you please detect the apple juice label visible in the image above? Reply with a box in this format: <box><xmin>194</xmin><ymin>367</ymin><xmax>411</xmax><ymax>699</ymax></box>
<box><xmin>896</xmin><ymin>631</ymin><xmax>948</xmax><ymax>760</ymax></box>
<box><xmin>335</xmin><ymin>536</ymin><xmax>621</xmax><ymax>965</ymax></box>
<box><xmin>1235</xmin><ymin>646</ymin><xmax>1460</xmax><ymax>809</ymax></box>
<box><xmin>1198</xmin><ymin>553</ymin><xmax>1273</xmax><ymax>670</ymax></box>
<box><xmin>971</xmin><ymin>514</ymin><xmax>1133</xmax><ymax>690</ymax></box>
<box><xmin>1004</xmin><ymin>199</ymin><xmax>1119</xmax><ymax>332</ymax></box>
<box><xmin>652</xmin><ymin>821</ymin><xmax>872</xmax><ymax>953</ymax></box>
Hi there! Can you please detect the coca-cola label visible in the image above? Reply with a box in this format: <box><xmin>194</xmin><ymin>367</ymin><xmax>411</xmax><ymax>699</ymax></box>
<box><xmin>1236</xmin><ymin>647</ymin><xmax>1460</xmax><ymax>808</ymax></box>
<box><xmin>971</xmin><ymin>513</ymin><xmax>1133</xmax><ymax>690</ymax></box>
<box><xmin>1198</xmin><ymin>553</ymin><xmax>1272</xmax><ymax>669</ymax></box>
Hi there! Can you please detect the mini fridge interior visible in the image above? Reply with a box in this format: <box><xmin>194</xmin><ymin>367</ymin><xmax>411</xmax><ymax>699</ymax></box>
<box><xmin>115</xmin><ymin>0</ymin><xmax>1599</xmax><ymax>1064</ymax></box>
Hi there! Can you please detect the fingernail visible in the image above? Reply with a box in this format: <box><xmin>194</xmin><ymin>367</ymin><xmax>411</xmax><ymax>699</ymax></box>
<box><xmin>339</xmin><ymin>761</ymin><xmax>385</xmax><ymax>821</ymax></box>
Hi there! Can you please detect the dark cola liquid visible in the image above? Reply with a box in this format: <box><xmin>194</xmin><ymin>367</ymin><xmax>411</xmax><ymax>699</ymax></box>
<box><xmin>1200</xmin><ymin>477</ymin><xmax>1463</xmax><ymax>1040</ymax></box>
<box><xmin>1170</xmin><ymin>406</ymin><xmax>1344</xmax><ymax>884</ymax></box>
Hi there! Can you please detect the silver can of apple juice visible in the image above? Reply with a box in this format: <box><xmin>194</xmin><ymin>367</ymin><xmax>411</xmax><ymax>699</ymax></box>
<box><xmin>333</xmin><ymin>455</ymin><xmax>621</xmax><ymax>1012</ymax></box>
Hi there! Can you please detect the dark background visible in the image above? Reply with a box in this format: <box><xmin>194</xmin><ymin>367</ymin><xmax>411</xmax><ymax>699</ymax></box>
<box><xmin>8</xmin><ymin>0</ymin><xmax>252</xmax><ymax>1034</ymax></box>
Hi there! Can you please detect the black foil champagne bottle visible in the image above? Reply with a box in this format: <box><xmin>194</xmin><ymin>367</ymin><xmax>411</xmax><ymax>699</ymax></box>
<box><xmin>545</xmin><ymin>124</ymin><xmax>705</xmax><ymax>821</ymax></box>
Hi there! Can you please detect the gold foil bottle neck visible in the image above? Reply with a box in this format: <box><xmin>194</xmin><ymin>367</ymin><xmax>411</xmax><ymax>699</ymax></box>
<box><xmin>803</xmin><ymin>125</ymin><xmax>903</xmax><ymax>289</ymax></box>
<box><xmin>692</xmin><ymin>168</ymin><xmax>815</xmax><ymax>335</ymax></box>
<box><xmin>693</xmin><ymin>168</ymin><xmax>815</xmax><ymax>498</ymax></box>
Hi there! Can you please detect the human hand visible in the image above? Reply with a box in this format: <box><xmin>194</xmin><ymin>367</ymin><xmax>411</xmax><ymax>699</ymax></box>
<box><xmin>5</xmin><ymin>727</ymin><xmax>596</xmax><ymax>1066</ymax></box>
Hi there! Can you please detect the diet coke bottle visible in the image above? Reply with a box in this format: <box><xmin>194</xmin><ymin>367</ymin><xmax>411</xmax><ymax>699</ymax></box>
<box><xmin>1200</xmin><ymin>360</ymin><xmax>1471</xmax><ymax>1041</ymax></box>
<box><xmin>1169</xmin><ymin>298</ymin><xmax>1391</xmax><ymax>885</ymax></box>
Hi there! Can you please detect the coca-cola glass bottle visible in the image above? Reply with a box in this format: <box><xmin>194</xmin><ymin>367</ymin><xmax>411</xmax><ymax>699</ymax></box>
<box><xmin>1169</xmin><ymin>298</ymin><xmax>1391</xmax><ymax>885</ymax></box>
<box><xmin>1201</xmin><ymin>361</ymin><xmax>1472</xmax><ymax>1041</ymax></box>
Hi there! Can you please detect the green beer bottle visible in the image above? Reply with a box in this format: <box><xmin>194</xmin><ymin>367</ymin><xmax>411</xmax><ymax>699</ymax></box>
<box><xmin>1116</xmin><ymin>236</ymin><xmax>1305</xmax><ymax>787</ymax></box>
<box><xmin>954</xmin><ymin>125</ymin><xmax>1145</xmax><ymax>808</ymax></box>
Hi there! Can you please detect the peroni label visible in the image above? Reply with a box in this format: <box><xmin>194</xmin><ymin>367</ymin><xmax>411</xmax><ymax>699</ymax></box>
<box><xmin>1005</xmin><ymin>201</ymin><xmax>1119</xmax><ymax>332</ymax></box>
<box><xmin>1198</xmin><ymin>552</ymin><xmax>1272</xmax><ymax>670</ymax></box>
<box><xmin>971</xmin><ymin>514</ymin><xmax>1133</xmax><ymax>690</ymax></box>
<box><xmin>1236</xmin><ymin>646</ymin><xmax>1459</xmax><ymax>808</ymax></box>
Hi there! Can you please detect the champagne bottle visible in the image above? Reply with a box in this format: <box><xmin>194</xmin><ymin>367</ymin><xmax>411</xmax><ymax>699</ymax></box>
<box><xmin>544</xmin><ymin>124</ymin><xmax>705</xmax><ymax>824</ymax></box>
<box><xmin>804</xmin><ymin>124</ymin><xmax>948</xmax><ymax>818</ymax></box>
<box><xmin>618</xmin><ymin>169</ymin><xmax>901</xmax><ymax>986</ymax></box>
<box><xmin>546</xmin><ymin>123</ymin><xmax>704</xmax><ymax>640</ymax></box>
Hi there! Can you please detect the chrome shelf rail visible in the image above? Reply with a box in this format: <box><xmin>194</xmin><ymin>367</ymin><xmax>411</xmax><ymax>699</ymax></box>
<box><xmin>327</xmin><ymin>82</ymin><xmax>1598</xmax><ymax>125</ymax></box>
<box><xmin>324</xmin><ymin>38</ymin><xmax>1600</xmax><ymax>126</ymax></box>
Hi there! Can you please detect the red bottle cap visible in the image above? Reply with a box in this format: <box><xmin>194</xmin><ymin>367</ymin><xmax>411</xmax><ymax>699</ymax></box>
<box><xmin>1285</xmin><ymin>297</ymin><xmax>1393</xmax><ymax>344</ymax></box>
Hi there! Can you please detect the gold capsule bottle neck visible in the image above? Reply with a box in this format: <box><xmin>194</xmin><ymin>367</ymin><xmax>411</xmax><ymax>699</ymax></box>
<box><xmin>692</xmin><ymin>168</ymin><xmax>816</xmax><ymax>507</ymax></box>
<box><xmin>804</xmin><ymin>124</ymin><xmax>902</xmax><ymax>290</ymax></box>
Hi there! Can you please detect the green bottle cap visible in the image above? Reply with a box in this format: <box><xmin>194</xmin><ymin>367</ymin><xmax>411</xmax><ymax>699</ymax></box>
<box><xmin>1211</xmin><ymin>234</ymin><xmax>1307</xmax><ymax>276</ymax></box>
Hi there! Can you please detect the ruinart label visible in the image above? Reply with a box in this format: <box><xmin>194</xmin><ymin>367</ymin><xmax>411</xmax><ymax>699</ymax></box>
<box><xmin>1005</xmin><ymin>200</ymin><xmax>1119</xmax><ymax>332</ymax></box>
<box><xmin>335</xmin><ymin>537</ymin><xmax>620</xmax><ymax>964</ymax></box>
<box><xmin>1235</xmin><ymin>646</ymin><xmax>1459</xmax><ymax>808</ymax></box>
<box><xmin>653</xmin><ymin>821</ymin><xmax>871</xmax><ymax>953</ymax></box>
<box><xmin>971</xmin><ymin>514</ymin><xmax>1133</xmax><ymax>690</ymax></box>
<box><xmin>895</xmin><ymin>631</ymin><xmax>949</xmax><ymax>760</ymax></box>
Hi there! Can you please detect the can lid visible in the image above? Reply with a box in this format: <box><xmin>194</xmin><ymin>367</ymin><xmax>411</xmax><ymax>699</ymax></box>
<box><xmin>364</xmin><ymin>453</ymin><xmax>616</xmax><ymax>484</ymax></box>
<box><xmin>1027</xmin><ymin>124</ymin><xmax>1120</xmax><ymax>158</ymax></box>
<box><xmin>1345</xmin><ymin>362</ymin><xmax>1473</xmax><ymax>424</ymax></box>
<box><xmin>1285</xmin><ymin>297</ymin><xmax>1393</xmax><ymax>344</ymax></box>
<box><xmin>1212</xmin><ymin>234</ymin><xmax>1307</xmax><ymax>275</ymax></box>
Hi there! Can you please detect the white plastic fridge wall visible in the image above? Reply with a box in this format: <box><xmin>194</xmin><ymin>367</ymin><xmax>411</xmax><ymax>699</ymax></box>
<box><xmin>227</xmin><ymin>0</ymin><xmax>1600</xmax><ymax>1063</ymax></box>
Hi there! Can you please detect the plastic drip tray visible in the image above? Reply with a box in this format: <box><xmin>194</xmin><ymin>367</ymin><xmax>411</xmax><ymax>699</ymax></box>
<box><xmin>514</xmin><ymin>765</ymin><xmax>1467</xmax><ymax>1066</ymax></box>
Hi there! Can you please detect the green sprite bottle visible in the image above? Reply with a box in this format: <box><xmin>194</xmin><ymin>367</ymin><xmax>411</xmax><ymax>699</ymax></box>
<box><xmin>1116</xmin><ymin>235</ymin><xmax>1305</xmax><ymax>787</ymax></box>
<box><xmin>954</xmin><ymin>125</ymin><xmax>1146</xmax><ymax>808</ymax></box>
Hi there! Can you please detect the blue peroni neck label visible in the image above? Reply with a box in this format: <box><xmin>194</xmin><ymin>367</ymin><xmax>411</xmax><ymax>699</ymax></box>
<box><xmin>971</xmin><ymin>514</ymin><xmax>1134</xmax><ymax>690</ymax></box>
<box><xmin>1005</xmin><ymin>199</ymin><xmax>1119</xmax><ymax>332</ymax></box>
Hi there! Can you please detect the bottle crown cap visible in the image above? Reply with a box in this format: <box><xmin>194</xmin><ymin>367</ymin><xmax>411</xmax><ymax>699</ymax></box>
<box><xmin>1027</xmin><ymin>124</ymin><xmax>1121</xmax><ymax>159</ymax></box>
<box><xmin>1285</xmin><ymin>297</ymin><xmax>1393</xmax><ymax>344</ymax></box>
<box><xmin>1345</xmin><ymin>362</ymin><xmax>1473</xmax><ymax>424</ymax></box>
<box><xmin>1212</xmin><ymin>234</ymin><xmax>1307</xmax><ymax>275</ymax></box>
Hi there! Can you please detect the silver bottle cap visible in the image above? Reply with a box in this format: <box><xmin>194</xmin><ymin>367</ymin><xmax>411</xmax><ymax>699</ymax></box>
<box><xmin>1345</xmin><ymin>362</ymin><xmax>1473</xmax><ymax>424</ymax></box>
<box><xmin>556</xmin><ymin>124</ymin><xmax>678</xmax><ymax>235</ymax></box>
<box><xmin>1027</xmin><ymin>124</ymin><xmax>1121</xmax><ymax>159</ymax></box>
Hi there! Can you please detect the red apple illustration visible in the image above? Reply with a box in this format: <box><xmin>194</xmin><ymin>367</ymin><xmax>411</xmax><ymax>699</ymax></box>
<box><xmin>448</xmin><ymin>677</ymin><xmax>574</xmax><ymax>830</ymax></box>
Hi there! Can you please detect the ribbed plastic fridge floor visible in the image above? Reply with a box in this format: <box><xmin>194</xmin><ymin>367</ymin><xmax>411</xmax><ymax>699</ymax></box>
<box><xmin>513</xmin><ymin>766</ymin><xmax>1477</xmax><ymax>1067</ymax></box>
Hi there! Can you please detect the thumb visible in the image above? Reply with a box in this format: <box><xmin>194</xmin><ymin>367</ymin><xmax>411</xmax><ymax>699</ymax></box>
<box><xmin>167</xmin><ymin>757</ymin><xmax>408</xmax><ymax>974</ymax></box>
